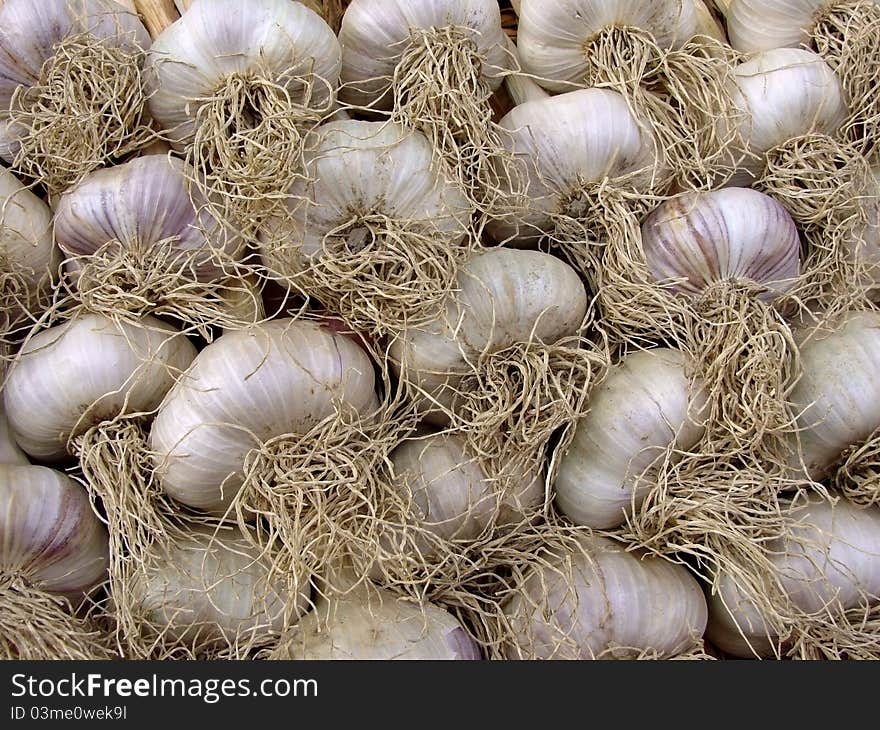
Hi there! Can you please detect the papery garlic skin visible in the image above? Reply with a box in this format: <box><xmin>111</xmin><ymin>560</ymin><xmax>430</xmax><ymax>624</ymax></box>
<box><xmin>503</xmin><ymin>534</ymin><xmax>708</xmax><ymax>659</ymax></box>
<box><xmin>0</xmin><ymin>0</ymin><xmax>151</xmax><ymax>160</ymax></box>
<box><xmin>54</xmin><ymin>155</ymin><xmax>242</xmax><ymax>282</ymax></box>
<box><xmin>0</xmin><ymin>406</ymin><xmax>27</xmax><ymax>465</ymax></box>
<box><xmin>390</xmin><ymin>247</ymin><xmax>588</xmax><ymax>423</ymax></box>
<box><xmin>517</xmin><ymin>0</ymin><xmax>698</xmax><ymax>92</ymax></box>
<box><xmin>128</xmin><ymin>524</ymin><xmax>310</xmax><ymax>647</ymax></box>
<box><xmin>150</xmin><ymin>319</ymin><xmax>380</xmax><ymax>514</ymax></box>
<box><xmin>272</xmin><ymin>582</ymin><xmax>481</xmax><ymax>660</ymax></box>
<box><xmin>707</xmin><ymin>494</ymin><xmax>880</xmax><ymax>657</ymax></box>
<box><xmin>729</xmin><ymin>48</ymin><xmax>847</xmax><ymax>181</ymax></box>
<box><xmin>486</xmin><ymin>88</ymin><xmax>662</xmax><ymax>244</ymax></box>
<box><xmin>0</xmin><ymin>167</ymin><xmax>58</xmax><ymax>315</ymax></box>
<box><xmin>554</xmin><ymin>349</ymin><xmax>706</xmax><ymax>529</ymax></box>
<box><xmin>391</xmin><ymin>429</ymin><xmax>543</xmax><ymax>544</ymax></box>
<box><xmin>338</xmin><ymin>0</ymin><xmax>510</xmax><ymax>109</ymax></box>
<box><xmin>145</xmin><ymin>0</ymin><xmax>342</xmax><ymax>149</ymax></box>
<box><xmin>2</xmin><ymin>313</ymin><xmax>197</xmax><ymax>461</ymax></box>
<box><xmin>789</xmin><ymin>310</ymin><xmax>880</xmax><ymax>481</ymax></box>
<box><xmin>0</xmin><ymin>464</ymin><xmax>108</xmax><ymax>599</ymax></box>
<box><xmin>260</xmin><ymin>119</ymin><xmax>471</xmax><ymax>279</ymax></box>
<box><xmin>641</xmin><ymin>187</ymin><xmax>801</xmax><ymax>300</ymax></box>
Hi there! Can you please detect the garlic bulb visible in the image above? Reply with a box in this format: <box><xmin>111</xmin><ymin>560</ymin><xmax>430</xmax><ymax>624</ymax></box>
<box><xmin>271</xmin><ymin>582</ymin><xmax>481</xmax><ymax>660</ymax></box>
<box><xmin>126</xmin><ymin>524</ymin><xmax>310</xmax><ymax>658</ymax></box>
<box><xmin>0</xmin><ymin>166</ymin><xmax>58</xmax><ymax>332</ymax></box>
<box><xmin>260</xmin><ymin>119</ymin><xmax>473</xmax><ymax>337</ymax></box>
<box><xmin>486</xmin><ymin>87</ymin><xmax>664</xmax><ymax>248</ymax></box>
<box><xmin>641</xmin><ymin>188</ymin><xmax>801</xmax><ymax>303</ymax></box>
<box><xmin>53</xmin><ymin>154</ymin><xmax>252</xmax><ymax>332</ymax></box>
<box><xmin>338</xmin><ymin>0</ymin><xmax>514</xmax><ymax>207</ymax></box>
<box><xmin>707</xmin><ymin>493</ymin><xmax>880</xmax><ymax>659</ymax></box>
<box><xmin>729</xmin><ymin>48</ymin><xmax>847</xmax><ymax>181</ymax></box>
<box><xmin>389</xmin><ymin>247</ymin><xmax>592</xmax><ymax>456</ymax></box>
<box><xmin>726</xmin><ymin>0</ymin><xmax>880</xmax><ymax>161</ymax></box>
<box><xmin>517</xmin><ymin>0</ymin><xmax>697</xmax><ymax>91</ymax></box>
<box><xmin>150</xmin><ymin>319</ymin><xmax>379</xmax><ymax>514</ymax></box>
<box><xmin>0</xmin><ymin>0</ymin><xmax>153</xmax><ymax>197</ymax></box>
<box><xmin>146</xmin><ymin>0</ymin><xmax>342</xmax><ymax>232</ymax></box>
<box><xmin>3</xmin><ymin>313</ymin><xmax>197</xmax><ymax>461</ymax></box>
<box><xmin>501</xmin><ymin>534</ymin><xmax>708</xmax><ymax>659</ymax></box>
<box><xmin>554</xmin><ymin>348</ymin><xmax>706</xmax><ymax>529</ymax></box>
<box><xmin>789</xmin><ymin>310</ymin><xmax>880</xmax><ymax>482</ymax></box>
<box><xmin>0</xmin><ymin>405</ymin><xmax>27</xmax><ymax>465</ymax></box>
<box><xmin>0</xmin><ymin>463</ymin><xmax>111</xmax><ymax>659</ymax></box>
<box><xmin>389</xmin><ymin>429</ymin><xmax>544</xmax><ymax>543</ymax></box>
<box><xmin>339</xmin><ymin>0</ymin><xmax>509</xmax><ymax>109</ymax></box>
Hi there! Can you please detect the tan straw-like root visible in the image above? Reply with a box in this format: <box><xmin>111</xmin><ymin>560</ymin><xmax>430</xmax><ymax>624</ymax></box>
<box><xmin>73</xmin><ymin>417</ymin><xmax>187</xmax><ymax>654</ymax></box>
<box><xmin>0</xmin><ymin>263</ymin><xmax>52</xmax><ymax>353</ymax></box>
<box><xmin>581</xmin><ymin>27</ymin><xmax>745</xmax><ymax>190</ymax></box>
<box><xmin>453</xmin><ymin>333</ymin><xmax>608</xmax><ymax>483</ymax></box>
<box><xmin>811</xmin><ymin>0</ymin><xmax>880</xmax><ymax>162</ymax></box>
<box><xmin>8</xmin><ymin>32</ymin><xmax>153</xmax><ymax>200</ymax></box>
<box><xmin>230</xmin><ymin>400</ymin><xmax>418</xmax><ymax>598</ymax></box>
<box><xmin>785</xmin><ymin>601</ymin><xmax>880</xmax><ymax>659</ymax></box>
<box><xmin>833</xmin><ymin>429</ymin><xmax>880</xmax><ymax>508</ymax></box>
<box><xmin>58</xmin><ymin>240</ymin><xmax>260</xmax><ymax>340</ymax></box>
<box><xmin>390</xmin><ymin>26</ymin><xmax>525</xmax><ymax>216</ymax></box>
<box><xmin>185</xmin><ymin>68</ymin><xmax>332</xmax><ymax>239</ymax></box>
<box><xmin>761</xmin><ymin>134</ymin><xmax>876</xmax><ymax>316</ymax></box>
<box><xmin>0</xmin><ymin>575</ymin><xmax>114</xmax><ymax>660</ymax></box>
<box><xmin>266</xmin><ymin>212</ymin><xmax>478</xmax><ymax>339</ymax></box>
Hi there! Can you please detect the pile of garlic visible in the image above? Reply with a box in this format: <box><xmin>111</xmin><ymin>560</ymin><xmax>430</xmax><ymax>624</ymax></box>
<box><xmin>1</xmin><ymin>0</ymin><xmax>879</xmax><ymax>662</ymax></box>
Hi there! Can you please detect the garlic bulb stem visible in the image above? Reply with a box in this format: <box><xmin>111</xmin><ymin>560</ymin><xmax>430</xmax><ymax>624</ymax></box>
<box><xmin>134</xmin><ymin>0</ymin><xmax>179</xmax><ymax>37</ymax></box>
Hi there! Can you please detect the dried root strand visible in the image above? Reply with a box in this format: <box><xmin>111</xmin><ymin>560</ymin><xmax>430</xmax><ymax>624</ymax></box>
<box><xmin>186</xmin><ymin>68</ymin><xmax>331</xmax><ymax>238</ymax></box>
<box><xmin>8</xmin><ymin>31</ymin><xmax>153</xmax><ymax>199</ymax></box>
<box><xmin>57</xmin><ymin>239</ymin><xmax>261</xmax><ymax>340</ymax></box>
<box><xmin>786</xmin><ymin>601</ymin><xmax>880</xmax><ymax>660</ymax></box>
<box><xmin>760</xmin><ymin>134</ymin><xmax>876</xmax><ymax>315</ymax></box>
<box><xmin>0</xmin><ymin>575</ymin><xmax>114</xmax><ymax>660</ymax></box>
<box><xmin>391</xmin><ymin>26</ymin><xmax>524</xmax><ymax>215</ymax></box>
<box><xmin>811</xmin><ymin>0</ymin><xmax>880</xmax><ymax>162</ymax></box>
<box><xmin>833</xmin><ymin>429</ymin><xmax>880</xmax><ymax>508</ymax></box>
<box><xmin>231</xmin><ymin>402</ymin><xmax>418</xmax><ymax>596</ymax></box>
<box><xmin>267</xmin><ymin>212</ymin><xmax>477</xmax><ymax>338</ymax></box>
<box><xmin>581</xmin><ymin>27</ymin><xmax>745</xmax><ymax>190</ymax></box>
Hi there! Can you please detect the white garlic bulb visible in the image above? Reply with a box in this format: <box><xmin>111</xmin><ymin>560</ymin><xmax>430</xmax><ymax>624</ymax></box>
<box><xmin>502</xmin><ymin>534</ymin><xmax>708</xmax><ymax>659</ymax></box>
<box><xmin>641</xmin><ymin>187</ymin><xmax>802</xmax><ymax>301</ymax></box>
<box><xmin>0</xmin><ymin>463</ymin><xmax>108</xmax><ymax>600</ymax></box>
<box><xmin>0</xmin><ymin>0</ymin><xmax>152</xmax><ymax>194</ymax></box>
<box><xmin>554</xmin><ymin>348</ymin><xmax>707</xmax><ymax>529</ymax></box>
<box><xmin>0</xmin><ymin>166</ymin><xmax>58</xmax><ymax>325</ymax></box>
<box><xmin>150</xmin><ymin>319</ymin><xmax>379</xmax><ymax>514</ymax></box>
<box><xmin>486</xmin><ymin>88</ymin><xmax>663</xmax><ymax>245</ymax></box>
<box><xmin>789</xmin><ymin>310</ymin><xmax>880</xmax><ymax>482</ymax></box>
<box><xmin>2</xmin><ymin>313</ymin><xmax>197</xmax><ymax>461</ymax></box>
<box><xmin>146</xmin><ymin>0</ymin><xmax>341</xmax><ymax>150</ymax></box>
<box><xmin>271</xmin><ymin>582</ymin><xmax>481</xmax><ymax>660</ymax></box>
<box><xmin>127</xmin><ymin>524</ymin><xmax>310</xmax><ymax>655</ymax></box>
<box><xmin>390</xmin><ymin>428</ymin><xmax>544</xmax><ymax>544</ymax></box>
<box><xmin>338</xmin><ymin>0</ymin><xmax>510</xmax><ymax>110</ymax></box>
<box><xmin>390</xmin><ymin>247</ymin><xmax>588</xmax><ymax>423</ymax></box>
<box><xmin>260</xmin><ymin>119</ymin><xmax>473</xmax><ymax>335</ymax></box>
<box><xmin>728</xmin><ymin>48</ymin><xmax>847</xmax><ymax>182</ymax></box>
<box><xmin>707</xmin><ymin>493</ymin><xmax>880</xmax><ymax>658</ymax></box>
<box><xmin>516</xmin><ymin>0</ymin><xmax>698</xmax><ymax>92</ymax></box>
<box><xmin>54</xmin><ymin>154</ymin><xmax>242</xmax><ymax>283</ymax></box>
